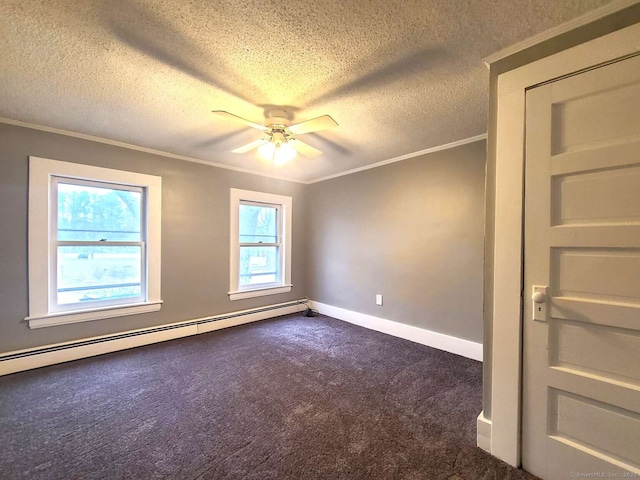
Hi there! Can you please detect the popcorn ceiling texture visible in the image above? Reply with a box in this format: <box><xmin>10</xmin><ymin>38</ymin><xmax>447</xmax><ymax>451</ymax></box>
<box><xmin>0</xmin><ymin>0</ymin><xmax>613</xmax><ymax>181</ymax></box>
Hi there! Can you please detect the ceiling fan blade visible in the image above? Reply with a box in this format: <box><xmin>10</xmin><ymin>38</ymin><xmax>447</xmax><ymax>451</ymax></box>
<box><xmin>212</xmin><ymin>111</ymin><xmax>268</xmax><ymax>131</ymax></box>
<box><xmin>232</xmin><ymin>138</ymin><xmax>269</xmax><ymax>153</ymax></box>
<box><xmin>288</xmin><ymin>115</ymin><xmax>338</xmax><ymax>135</ymax></box>
<box><xmin>291</xmin><ymin>139</ymin><xmax>323</xmax><ymax>158</ymax></box>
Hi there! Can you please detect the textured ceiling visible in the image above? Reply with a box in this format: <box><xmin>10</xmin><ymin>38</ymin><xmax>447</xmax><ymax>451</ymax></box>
<box><xmin>0</xmin><ymin>0</ymin><xmax>615</xmax><ymax>182</ymax></box>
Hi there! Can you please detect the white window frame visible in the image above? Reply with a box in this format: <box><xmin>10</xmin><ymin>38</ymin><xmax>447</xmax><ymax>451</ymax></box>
<box><xmin>26</xmin><ymin>156</ymin><xmax>162</xmax><ymax>329</ymax></box>
<box><xmin>229</xmin><ymin>188</ymin><xmax>292</xmax><ymax>301</ymax></box>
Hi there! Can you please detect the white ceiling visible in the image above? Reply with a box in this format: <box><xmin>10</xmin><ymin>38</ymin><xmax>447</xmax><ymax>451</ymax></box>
<box><xmin>0</xmin><ymin>0</ymin><xmax>615</xmax><ymax>182</ymax></box>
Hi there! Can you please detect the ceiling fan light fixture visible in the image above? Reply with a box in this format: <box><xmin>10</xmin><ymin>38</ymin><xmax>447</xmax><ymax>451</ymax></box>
<box><xmin>258</xmin><ymin>132</ymin><xmax>297</xmax><ymax>166</ymax></box>
<box><xmin>258</xmin><ymin>140</ymin><xmax>276</xmax><ymax>160</ymax></box>
<box><xmin>273</xmin><ymin>141</ymin><xmax>296</xmax><ymax>165</ymax></box>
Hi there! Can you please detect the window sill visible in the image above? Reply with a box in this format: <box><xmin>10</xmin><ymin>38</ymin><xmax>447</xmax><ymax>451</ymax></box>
<box><xmin>228</xmin><ymin>285</ymin><xmax>292</xmax><ymax>301</ymax></box>
<box><xmin>25</xmin><ymin>301</ymin><xmax>163</xmax><ymax>329</ymax></box>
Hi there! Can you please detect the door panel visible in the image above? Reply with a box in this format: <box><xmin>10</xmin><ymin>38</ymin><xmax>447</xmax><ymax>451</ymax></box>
<box><xmin>551</xmin><ymin>248</ymin><xmax>640</xmax><ymax>301</ymax></box>
<box><xmin>551</xmin><ymin>80</ymin><xmax>640</xmax><ymax>154</ymax></box>
<box><xmin>549</xmin><ymin>319</ymin><xmax>640</xmax><ymax>384</ymax></box>
<box><xmin>552</xmin><ymin>166</ymin><xmax>640</xmax><ymax>225</ymax></box>
<box><xmin>549</xmin><ymin>388</ymin><xmax>640</xmax><ymax>466</ymax></box>
<box><xmin>523</xmin><ymin>54</ymin><xmax>640</xmax><ymax>479</ymax></box>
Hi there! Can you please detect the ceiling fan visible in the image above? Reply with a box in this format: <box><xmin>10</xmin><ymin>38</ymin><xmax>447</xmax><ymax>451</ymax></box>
<box><xmin>212</xmin><ymin>109</ymin><xmax>338</xmax><ymax>165</ymax></box>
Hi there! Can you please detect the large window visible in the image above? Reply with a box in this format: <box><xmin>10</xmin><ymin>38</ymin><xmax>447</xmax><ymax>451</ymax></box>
<box><xmin>27</xmin><ymin>157</ymin><xmax>162</xmax><ymax>328</ymax></box>
<box><xmin>54</xmin><ymin>178</ymin><xmax>145</xmax><ymax>310</ymax></box>
<box><xmin>229</xmin><ymin>189</ymin><xmax>292</xmax><ymax>300</ymax></box>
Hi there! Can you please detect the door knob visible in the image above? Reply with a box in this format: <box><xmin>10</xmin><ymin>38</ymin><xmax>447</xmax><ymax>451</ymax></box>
<box><xmin>532</xmin><ymin>285</ymin><xmax>548</xmax><ymax>321</ymax></box>
<box><xmin>532</xmin><ymin>291</ymin><xmax>546</xmax><ymax>303</ymax></box>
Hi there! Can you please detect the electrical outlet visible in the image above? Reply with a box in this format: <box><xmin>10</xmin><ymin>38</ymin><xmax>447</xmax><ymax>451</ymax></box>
<box><xmin>376</xmin><ymin>294</ymin><xmax>383</xmax><ymax>306</ymax></box>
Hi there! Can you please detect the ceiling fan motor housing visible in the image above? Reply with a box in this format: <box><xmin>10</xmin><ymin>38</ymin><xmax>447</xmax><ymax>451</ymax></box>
<box><xmin>271</xmin><ymin>131</ymin><xmax>287</xmax><ymax>145</ymax></box>
<box><xmin>265</xmin><ymin>116</ymin><xmax>290</xmax><ymax>128</ymax></box>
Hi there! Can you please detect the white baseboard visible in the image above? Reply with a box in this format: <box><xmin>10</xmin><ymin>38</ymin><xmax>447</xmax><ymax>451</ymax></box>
<box><xmin>309</xmin><ymin>301</ymin><xmax>483</xmax><ymax>361</ymax></box>
<box><xmin>0</xmin><ymin>300</ymin><xmax>306</xmax><ymax>376</ymax></box>
<box><xmin>2</xmin><ymin>299</ymin><xmax>482</xmax><ymax>376</ymax></box>
<box><xmin>477</xmin><ymin>411</ymin><xmax>492</xmax><ymax>452</ymax></box>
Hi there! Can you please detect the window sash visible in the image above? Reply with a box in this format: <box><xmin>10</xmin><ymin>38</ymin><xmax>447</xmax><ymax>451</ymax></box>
<box><xmin>53</xmin><ymin>176</ymin><xmax>145</xmax><ymax>241</ymax></box>
<box><xmin>238</xmin><ymin>244</ymin><xmax>281</xmax><ymax>288</ymax></box>
<box><xmin>50</xmin><ymin>176</ymin><xmax>148</xmax><ymax>312</ymax></box>
<box><xmin>237</xmin><ymin>200</ymin><xmax>283</xmax><ymax>291</ymax></box>
<box><xmin>238</xmin><ymin>200</ymin><xmax>280</xmax><ymax>243</ymax></box>
<box><xmin>50</xmin><ymin>242</ymin><xmax>146</xmax><ymax>312</ymax></box>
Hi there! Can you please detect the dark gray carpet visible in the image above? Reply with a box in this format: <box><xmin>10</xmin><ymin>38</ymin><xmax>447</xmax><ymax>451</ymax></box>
<box><xmin>0</xmin><ymin>314</ymin><xmax>536</xmax><ymax>479</ymax></box>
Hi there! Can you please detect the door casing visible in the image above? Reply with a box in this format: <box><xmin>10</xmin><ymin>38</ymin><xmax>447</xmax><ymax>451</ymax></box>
<box><xmin>486</xmin><ymin>21</ymin><xmax>640</xmax><ymax>467</ymax></box>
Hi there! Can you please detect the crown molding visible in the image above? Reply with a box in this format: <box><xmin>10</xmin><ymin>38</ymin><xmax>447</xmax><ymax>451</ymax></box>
<box><xmin>306</xmin><ymin>134</ymin><xmax>487</xmax><ymax>184</ymax></box>
<box><xmin>1</xmin><ymin>117</ymin><xmax>486</xmax><ymax>185</ymax></box>
<box><xmin>0</xmin><ymin>117</ymin><xmax>307</xmax><ymax>184</ymax></box>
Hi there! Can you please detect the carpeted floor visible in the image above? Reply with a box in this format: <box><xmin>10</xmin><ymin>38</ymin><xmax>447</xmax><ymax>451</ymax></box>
<box><xmin>0</xmin><ymin>314</ymin><xmax>537</xmax><ymax>479</ymax></box>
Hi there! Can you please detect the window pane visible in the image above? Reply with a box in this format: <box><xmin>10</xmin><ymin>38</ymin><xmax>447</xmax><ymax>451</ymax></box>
<box><xmin>57</xmin><ymin>182</ymin><xmax>142</xmax><ymax>241</ymax></box>
<box><xmin>239</xmin><ymin>246</ymin><xmax>279</xmax><ymax>286</ymax></box>
<box><xmin>239</xmin><ymin>204</ymin><xmax>277</xmax><ymax>243</ymax></box>
<box><xmin>57</xmin><ymin>245</ymin><xmax>142</xmax><ymax>305</ymax></box>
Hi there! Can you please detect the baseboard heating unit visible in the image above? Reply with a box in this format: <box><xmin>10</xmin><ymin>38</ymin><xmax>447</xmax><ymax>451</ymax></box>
<box><xmin>0</xmin><ymin>299</ymin><xmax>308</xmax><ymax>376</ymax></box>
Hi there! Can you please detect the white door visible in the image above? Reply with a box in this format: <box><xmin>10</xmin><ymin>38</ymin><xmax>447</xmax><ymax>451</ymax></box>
<box><xmin>522</xmin><ymin>53</ymin><xmax>640</xmax><ymax>479</ymax></box>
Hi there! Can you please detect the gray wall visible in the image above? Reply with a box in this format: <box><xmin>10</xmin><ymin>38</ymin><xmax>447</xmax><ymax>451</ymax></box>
<box><xmin>482</xmin><ymin>4</ymin><xmax>640</xmax><ymax>420</ymax></box>
<box><xmin>0</xmin><ymin>123</ymin><xmax>308</xmax><ymax>353</ymax></box>
<box><xmin>0</xmin><ymin>122</ymin><xmax>486</xmax><ymax>356</ymax></box>
<box><xmin>306</xmin><ymin>140</ymin><xmax>486</xmax><ymax>344</ymax></box>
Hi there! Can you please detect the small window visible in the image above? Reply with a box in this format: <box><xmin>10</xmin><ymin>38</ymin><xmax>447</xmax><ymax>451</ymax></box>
<box><xmin>27</xmin><ymin>157</ymin><xmax>162</xmax><ymax>328</ymax></box>
<box><xmin>239</xmin><ymin>202</ymin><xmax>280</xmax><ymax>287</ymax></box>
<box><xmin>229</xmin><ymin>189</ymin><xmax>292</xmax><ymax>300</ymax></box>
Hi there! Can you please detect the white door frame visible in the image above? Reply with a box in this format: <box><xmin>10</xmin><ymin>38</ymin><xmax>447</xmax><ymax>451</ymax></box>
<box><xmin>488</xmin><ymin>22</ymin><xmax>640</xmax><ymax>467</ymax></box>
